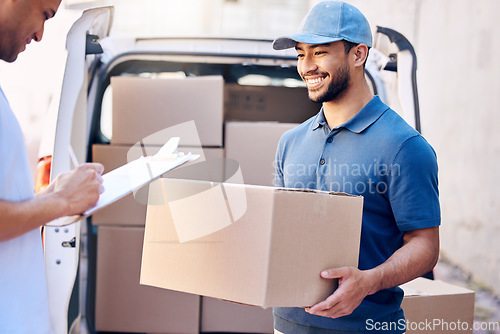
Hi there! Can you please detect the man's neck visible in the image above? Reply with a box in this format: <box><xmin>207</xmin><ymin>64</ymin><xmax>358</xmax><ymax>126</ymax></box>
<box><xmin>322</xmin><ymin>83</ymin><xmax>373</xmax><ymax>130</ymax></box>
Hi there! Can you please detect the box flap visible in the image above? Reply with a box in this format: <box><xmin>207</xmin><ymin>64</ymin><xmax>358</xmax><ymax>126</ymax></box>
<box><xmin>401</xmin><ymin>277</ymin><xmax>475</xmax><ymax>297</ymax></box>
<box><xmin>275</xmin><ymin>187</ymin><xmax>361</xmax><ymax>198</ymax></box>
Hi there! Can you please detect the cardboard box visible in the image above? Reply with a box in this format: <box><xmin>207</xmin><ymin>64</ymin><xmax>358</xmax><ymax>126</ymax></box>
<box><xmin>224</xmin><ymin>83</ymin><xmax>319</xmax><ymax>123</ymax></box>
<box><xmin>401</xmin><ymin>278</ymin><xmax>475</xmax><ymax>334</ymax></box>
<box><xmin>225</xmin><ymin>121</ymin><xmax>297</xmax><ymax>186</ymax></box>
<box><xmin>112</xmin><ymin>75</ymin><xmax>224</xmax><ymax>146</ymax></box>
<box><xmin>95</xmin><ymin>226</ymin><xmax>200</xmax><ymax>333</ymax></box>
<box><xmin>140</xmin><ymin>179</ymin><xmax>363</xmax><ymax>308</ymax></box>
<box><xmin>201</xmin><ymin>297</ymin><xmax>274</xmax><ymax>333</ymax></box>
<box><xmin>92</xmin><ymin>144</ymin><xmax>224</xmax><ymax>226</ymax></box>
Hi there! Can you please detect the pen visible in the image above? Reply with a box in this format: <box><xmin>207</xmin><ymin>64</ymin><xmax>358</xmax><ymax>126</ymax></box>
<box><xmin>68</xmin><ymin>145</ymin><xmax>80</xmax><ymax>168</ymax></box>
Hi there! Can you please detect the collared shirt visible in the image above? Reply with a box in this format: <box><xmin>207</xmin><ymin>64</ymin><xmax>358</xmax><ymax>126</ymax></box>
<box><xmin>274</xmin><ymin>96</ymin><xmax>440</xmax><ymax>333</ymax></box>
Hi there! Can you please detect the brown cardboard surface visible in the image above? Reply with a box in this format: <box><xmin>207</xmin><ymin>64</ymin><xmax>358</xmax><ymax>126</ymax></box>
<box><xmin>111</xmin><ymin>75</ymin><xmax>224</xmax><ymax>146</ymax></box>
<box><xmin>224</xmin><ymin>84</ymin><xmax>318</xmax><ymax>123</ymax></box>
<box><xmin>225</xmin><ymin>121</ymin><xmax>297</xmax><ymax>186</ymax></box>
<box><xmin>401</xmin><ymin>278</ymin><xmax>475</xmax><ymax>334</ymax></box>
<box><xmin>92</xmin><ymin>144</ymin><xmax>224</xmax><ymax>226</ymax></box>
<box><xmin>140</xmin><ymin>179</ymin><xmax>363</xmax><ymax>308</ymax></box>
<box><xmin>201</xmin><ymin>297</ymin><xmax>273</xmax><ymax>333</ymax></box>
<box><xmin>95</xmin><ymin>226</ymin><xmax>200</xmax><ymax>333</ymax></box>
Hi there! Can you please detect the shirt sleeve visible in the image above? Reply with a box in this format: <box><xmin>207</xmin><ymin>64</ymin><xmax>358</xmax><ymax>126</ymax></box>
<box><xmin>274</xmin><ymin>136</ymin><xmax>285</xmax><ymax>187</ymax></box>
<box><xmin>388</xmin><ymin>135</ymin><xmax>441</xmax><ymax>232</ymax></box>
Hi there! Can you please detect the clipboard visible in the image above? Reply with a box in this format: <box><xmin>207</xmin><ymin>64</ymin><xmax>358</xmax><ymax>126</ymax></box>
<box><xmin>47</xmin><ymin>137</ymin><xmax>199</xmax><ymax>227</ymax></box>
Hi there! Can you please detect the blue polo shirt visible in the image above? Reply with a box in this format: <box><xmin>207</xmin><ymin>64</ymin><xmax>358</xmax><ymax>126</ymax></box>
<box><xmin>273</xmin><ymin>96</ymin><xmax>440</xmax><ymax>333</ymax></box>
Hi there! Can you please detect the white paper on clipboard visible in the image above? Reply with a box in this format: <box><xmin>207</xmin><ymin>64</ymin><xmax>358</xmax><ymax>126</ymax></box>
<box><xmin>48</xmin><ymin>137</ymin><xmax>199</xmax><ymax>227</ymax></box>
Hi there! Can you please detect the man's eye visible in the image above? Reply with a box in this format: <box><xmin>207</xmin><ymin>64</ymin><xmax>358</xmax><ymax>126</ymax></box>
<box><xmin>297</xmin><ymin>54</ymin><xmax>304</xmax><ymax>59</ymax></box>
<box><xmin>315</xmin><ymin>51</ymin><xmax>326</xmax><ymax>55</ymax></box>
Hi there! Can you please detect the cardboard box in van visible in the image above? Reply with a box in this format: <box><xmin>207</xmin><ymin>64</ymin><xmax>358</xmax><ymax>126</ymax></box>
<box><xmin>112</xmin><ymin>75</ymin><xmax>224</xmax><ymax>146</ymax></box>
<box><xmin>96</xmin><ymin>226</ymin><xmax>200</xmax><ymax>334</ymax></box>
<box><xmin>225</xmin><ymin>121</ymin><xmax>297</xmax><ymax>187</ymax></box>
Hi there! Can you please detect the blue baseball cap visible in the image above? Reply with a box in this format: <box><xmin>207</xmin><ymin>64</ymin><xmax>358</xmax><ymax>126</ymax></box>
<box><xmin>273</xmin><ymin>1</ymin><xmax>372</xmax><ymax>50</ymax></box>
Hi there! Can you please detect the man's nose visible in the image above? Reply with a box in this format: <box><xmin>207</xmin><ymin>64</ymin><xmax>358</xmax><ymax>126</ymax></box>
<box><xmin>33</xmin><ymin>24</ymin><xmax>45</xmax><ymax>42</ymax></box>
<box><xmin>300</xmin><ymin>54</ymin><xmax>318</xmax><ymax>75</ymax></box>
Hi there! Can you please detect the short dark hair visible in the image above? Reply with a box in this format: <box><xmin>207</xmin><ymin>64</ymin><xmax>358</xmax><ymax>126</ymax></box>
<box><xmin>342</xmin><ymin>40</ymin><xmax>358</xmax><ymax>54</ymax></box>
<box><xmin>342</xmin><ymin>40</ymin><xmax>370</xmax><ymax>68</ymax></box>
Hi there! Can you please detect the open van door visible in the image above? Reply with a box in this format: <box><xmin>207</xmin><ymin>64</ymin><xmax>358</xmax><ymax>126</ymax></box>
<box><xmin>366</xmin><ymin>26</ymin><xmax>421</xmax><ymax>133</ymax></box>
<box><xmin>41</xmin><ymin>7</ymin><xmax>113</xmax><ymax>334</ymax></box>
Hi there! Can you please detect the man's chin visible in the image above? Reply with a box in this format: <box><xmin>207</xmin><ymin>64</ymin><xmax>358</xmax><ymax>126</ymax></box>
<box><xmin>3</xmin><ymin>47</ymin><xmax>23</xmax><ymax>63</ymax></box>
<box><xmin>307</xmin><ymin>91</ymin><xmax>326</xmax><ymax>104</ymax></box>
<box><xmin>10</xmin><ymin>54</ymin><xmax>20</xmax><ymax>62</ymax></box>
<box><xmin>2</xmin><ymin>54</ymin><xmax>19</xmax><ymax>63</ymax></box>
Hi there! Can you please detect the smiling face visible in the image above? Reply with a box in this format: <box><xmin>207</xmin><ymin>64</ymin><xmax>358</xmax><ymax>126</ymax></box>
<box><xmin>0</xmin><ymin>0</ymin><xmax>61</xmax><ymax>62</ymax></box>
<box><xmin>296</xmin><ymin>41</ymin><xmax>352</xmax><ymax>104</ymax></box>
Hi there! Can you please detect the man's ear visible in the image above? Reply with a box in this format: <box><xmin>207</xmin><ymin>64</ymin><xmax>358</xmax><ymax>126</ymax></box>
<box><xmin>352</xmin><ymin>44</ymin><xmax>369</xmax><ymax>68</ymax></box>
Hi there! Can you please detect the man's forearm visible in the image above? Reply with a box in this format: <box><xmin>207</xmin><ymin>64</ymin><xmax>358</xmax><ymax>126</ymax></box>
<box><xmin>0</xmin><ymin>194</ymin><xmax>68</xmax><ymax>241</ymax></box>
<box><xmin>367</xmin><ymin>226</ymin><xmax>440</xmax><ymax>294</ymax></box>
<box><xmin>306</xmin><ymin>226</ymin><xmax>440</xmax><ymax>318</ymax></box>
<box><xmin>0</xmin><ymin>163</ymin><xmax>104</xmax><ymax>242</ymax></box>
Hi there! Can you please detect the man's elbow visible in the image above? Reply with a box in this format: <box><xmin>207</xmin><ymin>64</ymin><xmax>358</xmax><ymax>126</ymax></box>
<box><xmin>427</xmin><ymin>227</ymin><xmax>440</xmax><ymax>272</ymax></box>
<box><xmin>429</xmin><ymin>247</ymin><xmax>439</xmax><ymax>272</ymax></box>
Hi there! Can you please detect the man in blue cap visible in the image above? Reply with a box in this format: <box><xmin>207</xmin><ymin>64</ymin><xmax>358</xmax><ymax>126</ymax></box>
<box><xmin>273</xmin><ymin>1</ymin><xmax>440</xmax><ymax>333</ymax></box>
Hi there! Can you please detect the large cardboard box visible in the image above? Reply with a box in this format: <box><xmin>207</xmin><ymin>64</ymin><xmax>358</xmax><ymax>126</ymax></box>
<box><xmin>92</xmin><ymin>144</ymin><xmax>224</xmax><ymax>226</ymax></box>
<box><xmin>225</xmin><ymin>121</ymin><xmax>297</xmax><ymax>186</ymax></box>
<box><xmin>401</xmin><ymin>278</ymin><xmax>475</xmax><ymax>334</ymax></box>
<box><xmin>112</xmin><ymin>75</ymin><xmax>224</xmax><ymax>146</ymax></box>
<box><xmin>95</xmin><ymin>226</ymin><xmax>200</xmax><ymax>333</ymax></box>
<box><xmin>140</xmin><ymin>178</ymin><xmax>363</xmax><ymax>308</ymax></box>
<box><xmin>224</xmin><ymin>83</ymin><xmax>318</xmax><ymax>123</ymax></box>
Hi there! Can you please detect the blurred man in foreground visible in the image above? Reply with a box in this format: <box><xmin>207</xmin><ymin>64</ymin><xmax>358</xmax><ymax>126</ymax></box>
<box><xmin>0</xmin><ymin>0</ymin><xmax>104</xmax><ymax>331</ymax></box>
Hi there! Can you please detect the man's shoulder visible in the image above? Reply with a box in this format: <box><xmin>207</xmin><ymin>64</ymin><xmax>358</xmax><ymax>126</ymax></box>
<box><xmin>373</xmin><ymin>108</ymin><xmax>437</xmax><ymax>162</ymax></box>
<box><xmin>374</xmin><ymin>107</ymin><xmax>422</xmax><ymax>143</ymax></box>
